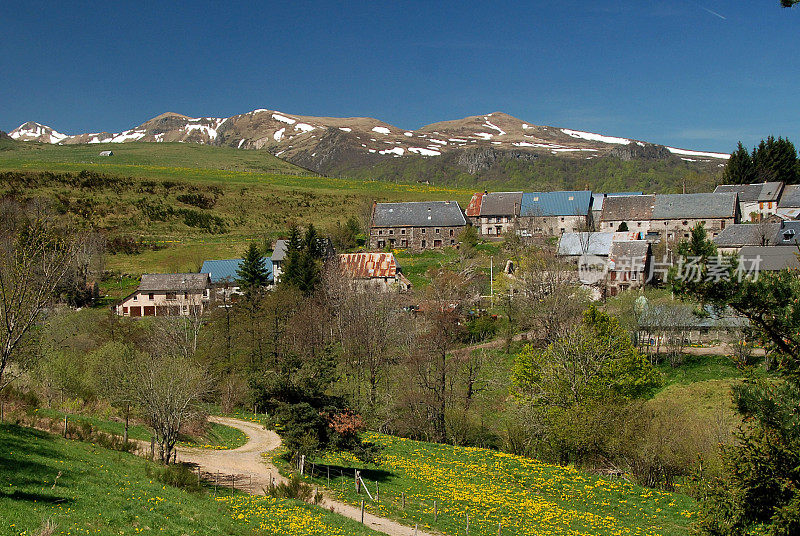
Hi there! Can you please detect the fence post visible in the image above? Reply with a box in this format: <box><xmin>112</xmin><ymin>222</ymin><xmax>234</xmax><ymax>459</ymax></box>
<box><xmin>361</xmin><ymin>499</ymin><xmax>365</xmax><ymax>524</ymax></box>
<box><xmin>498</xmin><ymin>522</ymin><xmax>502</xmax><ymax>535</ymax></box>
<box><xmin>466</xmin><ymin>512</ymin><xmax>469</xmax><ymax>535</ymax></box>
<box><xmin>232</xmin><ymin>474</ymin><xmax>236</xmax><ymax>491</ymax></box>
<box><xmin>63</xmin><ymin>415</ymin><xmax>68</xmax><ymax>438</ymax></box>
<box><xmin>376</xmin><ymin>481</ymin><xmax>379</xmax><ymax>502</ymax></box>
<box><xmin>197</xmin><ymin>465</ymin><xmax>201</xmax><ymax>484</ymax></box>
<box><xmin>327</xmin><ymin>466</ymin><xmax>330</xmax><ymax>487</ymax></box>
<box><xmin>434</xmin><ymin>500</ymin><xmax>437</xmax><ymax>522</ymax></box>
<box><xmin>249</xmin><ymin>475</ymin><xmax>252</xmax><ymax>490</ymax></box>
<box><xmin>402</xmin><ymin>492</ymin><xmax>406</xmax><ymax>509</ymax></box>
<box><xmin>414</xmin><ymin>524</ymin><xmax>418</xmax><ymax>536</ymax></box>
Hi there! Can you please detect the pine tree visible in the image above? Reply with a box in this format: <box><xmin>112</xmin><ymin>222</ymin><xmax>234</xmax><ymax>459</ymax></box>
<box><xmin>236</xmin><ymin>243</ymin><xmax>271</xmax><ymax>293</ymax></box>
<box><xmin>752</xmin><ymin>136</ymin><xmax>800</xmax><ymax>184</ymax></box>
<box><xmin>722</xmin><ymin>142</ymin><xmax>755</xmax><ymax>184</ymax></box>
<box><xmin>281</xmin><ymin>224</ymin><xmax>323</xmax><ymax>295</ymax></box>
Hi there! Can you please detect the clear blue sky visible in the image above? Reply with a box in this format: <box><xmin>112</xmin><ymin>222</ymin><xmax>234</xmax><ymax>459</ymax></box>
<box><xmin>1</xmin><ymin>1</ymin><xmax>798</xmax><ymax>153</ymax></box>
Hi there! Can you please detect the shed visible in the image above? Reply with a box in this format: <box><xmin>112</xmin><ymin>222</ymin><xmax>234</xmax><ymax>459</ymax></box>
<box><xmin>99</xmin><ymin>150</ymin><xmax>113</xmax><ymax>156</ymax></box>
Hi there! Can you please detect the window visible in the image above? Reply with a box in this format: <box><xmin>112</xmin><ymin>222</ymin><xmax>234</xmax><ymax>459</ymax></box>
<box><xmin>450</xmin><ymin>239</ymin><xmax>455</xmax><ymax>245</ymax></box>
<box><xmin>389</xmin><ymin>229</ymin><xmax>394</xmax><ymax>235</ymax></box>
<box><xmin>760</xmin><ymin>202</ymin><xmax>764</xmax><ymax>209</ymax></box>
<box><xmin>682</xmin><ymin>220</ymin><xmax>688</xmax><ymax>226</ymax></box>
<box><xmin>133</xmin><ymin>295</ymin><xmax>138</xmax><ymax>301</ymax></box>
<box><xmin>637</xmin><ymin>222</ymin><xmax>641</xmax><ymax>227</ymax></box>
<box><xmin>389</xmin><ymin>239</ymin><xmax>395</xmax><ymax>246</ymax></box>
<box><xmin>533</xmin><ymin>196</ymin><xmax>539</xmax><ymax>201</ymax></box>
<box><xmin>378</xmin><ymin>240</ymin><xmax>385</xmax><ymax>248</ymax></box>
<box><xmin>568</xmin><ymin>195</ymin><xmax>574</xmax><ymax>201</ymax></box>
<box><xmin>401</xmin><ymin>239</ymin><xmax>407</xmax><ymax>247</ymax></box>
<box><xmin>148</xmin><ymin>293</ymin><xmax>154</xmax><ymax>300</ymax></box>
<box><xmin>435</xmin><ymin>228</ymin><xmax>440</xmax><ymax>234</ymax></box>
<box><xmin>421</xmin><ymin>228</ymin><xmax>426</xmax><ymax>234</ymax></box>
<box><xmin>560</xmin><ymin>217</ymin><xmax>565</xmax><ymax>222</ymax></box>
<box><xmin>401</xmin><ymin>229</ymin><xmax>406</xmax><ymax>234</ymax></box>
<box><xmin>434</xmin><ymin>239</ymin><xmax>442</xmax><ymax>247</ymax></box>
<box><xmin>720</xmin><ymin>220</ymin><xmax>726</xmax><ymax>229</ymax></box>
<box><xmin>421</xmin><ymin>239</ymin><xmax>426</xmax><ymax>248</ymax></box>
<box><xmin>449</xmin><ymin>229</ymin><xmax>454</xmax><ymax>236</ymax></box>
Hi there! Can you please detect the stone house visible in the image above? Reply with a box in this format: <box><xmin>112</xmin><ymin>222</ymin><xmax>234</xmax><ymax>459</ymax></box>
<box><xmin>516</xmin><ymin>191</ymin><xmax>593</xmax><ymax>236</ymax></box>
<box><xmin>369</xmin><ymin>201</ymin><xmax>467</xmax><ymax>250</ymax></box>
<box><xmin>599</xmin><ymin>195</ymin><xmax>655</xmax><ymax>236</ymax></box>
<box><xmin>466</xmin><ymin>191</ymin><xmax>522</xmax><ymax>236</ymax></box>
<box><xmin>714</xmin><ymin>182</ymin><xmax>784</xmax><ymax>222</ymax></box>
<box><xmin>712</xmin><ymin>223</ymin><xmax>780</xmax><ymax>254</ymax></box>
<box><xmin>650</xmin><ymin>192</ymin><xmax>740</xmax><ymax>242</ymax></box>
<box><xmin>591</xmin><ymin>192</ymin><xmax>643</xmax><ymax>226</ymax></box>
<box><xmin>116</xmin><ymin>273</ymin><xmax>210</xmax><ymax>317</ymax></box>
<box><xmin>607</xmin><ymin>240</ymin><xmax>651</xmax><ymax>295</ymax></box>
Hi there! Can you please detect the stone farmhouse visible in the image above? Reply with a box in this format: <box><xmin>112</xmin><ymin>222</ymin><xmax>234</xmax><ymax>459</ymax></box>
<box><xmin>649</xmin><ymin>192</ymin><xmax>740</xmax><ymax>241</ymax></box>
<box><xmin>714</xmin><ymin>181</ymin><xmax>784</xmax><ymax>222</ymax></box>
<box><xmin>516</xmin><ymin>190</ymin><xmax>593</xmax><ymax>236</ymax></box>
<box><xmin>116</xmin><ymin>273</ymin><xmax>210</xmax><ymax>317</ymax></box>
<box><xmin>712</xmin><ymin>223</ymin><xmax>780</xmax><ymax>254</ymax></box>
<box><xmin>369</xmin><ymin>201</ymin><xmax>466</xmax><ymax>250</ymax></box>
<box><xmin>777</xmin><ymin>184</ymin><xmax>800</xmax><ymax>219</ymax></box>
<box><xmin>598</xmin><ymin>195</ymin><xmax>655</xmax><ymax>236</ymax></box>
<box><xmin>590</xmin><ymin>192</ymin><xmax>643</xmax><ymax>225</ymax></box>
<box><xmin>465</xmin><ymin>191</ymin><xmax>522</xmax><ymax>236</ymax></box>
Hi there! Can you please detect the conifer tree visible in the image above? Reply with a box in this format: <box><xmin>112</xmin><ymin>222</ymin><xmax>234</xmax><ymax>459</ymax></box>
<box><xmin>236</xmin><ymin>243</ymin><xmax>271</xmax><ymax>293</ymax></box>
<box><xmin>722</xmin><ymin>142</ymin><xmax>755</xmax><ymax>184</ymax></box>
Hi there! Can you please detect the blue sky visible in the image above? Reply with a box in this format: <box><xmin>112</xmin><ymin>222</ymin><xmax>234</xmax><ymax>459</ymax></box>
<box><xmin>1</xmin><ymin>1</ymin><xmax>798</xmax><ymax>153</ymax></box>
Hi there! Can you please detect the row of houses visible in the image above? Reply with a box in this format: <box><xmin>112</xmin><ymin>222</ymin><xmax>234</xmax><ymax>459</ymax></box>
<box><xmin>116</xmin><ymin>251</ymin><xmax>411</xmax><ymax>317</ymax></box>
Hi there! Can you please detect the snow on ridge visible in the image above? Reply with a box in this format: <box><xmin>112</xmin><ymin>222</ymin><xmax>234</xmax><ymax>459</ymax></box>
<box><xmin>339</xmin><ymin>127</ymin><xmax>352</xmax><ymax>132</ymax></box>
<box><xmin>484</xmin><ymin>120</ymin><xmax>506</xmax><ymax>136</ymax></box>
<box><xmin>184</xmin><ymin>124</ymin><xmax>218</xmax><ymax>140</ymax></box>
<box><xmin>428</xmin><ymin>139</ymin><xmax>448</xmax><ymax>145</ymax></box>
<box><xmin>237</xmin><ymin>139</ymin><xmax>246</xmax><ymax>149</ymax></box>
<box><xmin>295</xmin><ymin>123</ymin><xmax>315</xmax><ymax>133</ymax></box>
<box><xmin>666</xmin><ymin>146</ymin><xmax>730</xmax><ymax>159</ymax></box>
<box><xmin>10</xmin><ymin>122</ymin><xmax>69</xmax><ymax>143</ymax></box>
<box><xmin>408</xmin><ymin>147</ymin><xmax>441</xmax><ymax>156</ymax></box>
<box><xmin>473</xmin><ymin>132</ymin><xmax>493</xmax><ymax>140</ymax></box>
<box><xmin>404</xmin><ymin>132</ymin><xmax>413</xmax><ymax>137</ymax></box>
<box><xmin>274</xmin><ymin>128</ymin><xmax>286</xmax><ymax>142</ymax></box>
<box><xmin>379</xmin><ymin>146</ymin><xmax>404</xmax><ymax>156</ymax></box>
<box><xmin>561</xmin><ymin>128</ymin><xmax>630</xmax><ymax>145</ymax></box>
<box><xmin>449</xmin><ymin>138</ymin><xmax>468</xmax><ymax>143</ymax></box>
<box><xmin>372</xmin><ymin>126</ymin><xmax>391</xmax><ymax>135</ymax></box>
<box><xmin>272</xmin><ymin>113</ymin><xmax>296</xmax><ymax>125</ymax></box>
<box><xmin>110</xmin><ymin>130</ymin><xmax>146</xmax><ymax>143</ymax></box>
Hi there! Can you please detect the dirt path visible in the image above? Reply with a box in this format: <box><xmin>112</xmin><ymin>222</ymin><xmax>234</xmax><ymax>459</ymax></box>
<box><xmin>175</xmin><ymin>417</ymin><xmax>436</xmax><ymax>536</ymax></box>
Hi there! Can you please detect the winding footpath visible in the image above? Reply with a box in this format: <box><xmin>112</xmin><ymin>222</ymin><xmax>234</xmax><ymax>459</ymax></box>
<box><xmin>175</xmin><ymin>417</ymin><xmax>436</xmax><ymax>536</ymax></box>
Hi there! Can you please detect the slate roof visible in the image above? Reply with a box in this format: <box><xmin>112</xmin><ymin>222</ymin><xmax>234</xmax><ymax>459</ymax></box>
<box><xmin>600</xmin><ymin>195</ymin><xmax>655</xmax><ymax>222</ymax></box>
<box><xmin>739</xmin><ymin>246</ymin><xmax>800</xmax><ymax>271</ymax></box>
<box><xmin>138</xmin><ymin>273</ymin><xmax>210</xmax><ymax>292</ymax></box>
<box><xmin>712</xmin><ymin>223</ymin><xmax>780</xmax><ymax>248</ymax></box>
<box><xmin>773</xmin><ymin>221</ymin><xmax>800</xmax><ymax>246</ymax></box>
<box><xmin>558</xmin><ymin>232</ymin><xmax>615</xmax><ymax>256</ymax></box>
<box><xmin>609</xmin><ymin>241</ymin><xmax>650</xmax><ymax>267</ymax></box>
<box><xmin>714</xmin><ymin>182</ymin><xmax>783</xmax><ymax>203</ymax></box>
<box><xmin>478</xmin><ymin>192</ymin><xmax>523</xmax><ymax>216</ymax></box>
<box><xmin>652</xmin><ymin>193</ymin><xmax>738</xmax><ymax>220</ymax></box>
<box><xmin>339</xmin><ymin>252</ymin><xmax>397</xmax><ymax>278</ymax></box>
<box><xmin>371</xmin><ymin>201</ymin><xmax>466</xmax><ymax>227</ymax></box>
<box><xmin>778</xmin><ymin>184</ymin><xmax>800</xmax><ymax>208</ymax></box>
<box><xmin>591</xmin><ymin>192</ymin><xmax>644</xmax><ymax>212</ymax></box>
<box><xmin>200</xmin><ymin>258</ymin><xmax>273</xmax><ymax>284</ymax></box>
<box><xmin>519</xmin><ymin>191</ymin><xmax>592</xmax><ymax>217</ymax></box>
<box><xmin>465</xmin><ymin>192</ymin><xmax>484</xmax><ymax>217</ymax></box>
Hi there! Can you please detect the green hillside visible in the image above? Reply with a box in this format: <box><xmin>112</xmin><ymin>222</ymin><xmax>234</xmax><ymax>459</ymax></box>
<box><xmin>277</xmin><ymin>432</ymin><xmax>696</xmax><ymax>536</ymax></box>
<box><xmin>0</xmin><ymin>424</ymin><xmax>379</xmax><ymax>536</ymax></box>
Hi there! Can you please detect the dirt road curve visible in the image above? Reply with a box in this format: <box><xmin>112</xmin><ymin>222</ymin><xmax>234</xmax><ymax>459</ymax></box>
<box><xmin>175</xmin><ymin>417</ymin><xmax>436</xmax><ymax>536</ymax></box>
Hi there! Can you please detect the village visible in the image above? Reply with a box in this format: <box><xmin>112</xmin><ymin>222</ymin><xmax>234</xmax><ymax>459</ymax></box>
<box><xmin>115</xmin><ymin>180</ymin><xmax>800</xmax><ymax>321</ymax></box>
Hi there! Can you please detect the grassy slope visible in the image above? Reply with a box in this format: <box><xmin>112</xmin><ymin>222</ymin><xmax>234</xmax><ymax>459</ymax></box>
<box><xmin>0</xmin><ymin>424</ymin><xmax>379</xmax><ymax>536</ymax></box>
<box><xmin>276</xmin><ymin>434</ymin><xmax>696</xmax><ymax>536</ymax></box>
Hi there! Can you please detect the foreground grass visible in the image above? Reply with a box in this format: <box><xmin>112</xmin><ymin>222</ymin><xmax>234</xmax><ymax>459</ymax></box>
<box><xmin>0</xmin><ymin>424</ymin><xmax>379</xmax><ymax>536</ymax></box>
<box><xmin>277</xmin><ymin>433</ymin><xmax>696</xmax><ymax>536</ymax></box>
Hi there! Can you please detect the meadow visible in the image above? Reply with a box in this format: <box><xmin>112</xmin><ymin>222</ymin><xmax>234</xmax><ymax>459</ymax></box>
<box><xmin>0</xmin><ymin>424</ymin><xmax>380</xmax><ymax>536</ymax></box>
<box><xmin>277</xmin><ymin>432</ymin><xmax>696</xmax><ymax>536</ymax></box>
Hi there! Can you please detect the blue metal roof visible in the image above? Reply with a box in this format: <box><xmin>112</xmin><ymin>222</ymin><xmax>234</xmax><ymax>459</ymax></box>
<box><xmin>200</xmin><ymin>258</ymin><xmax>273</xmax><ymax>284</ymax></box>
<box><xmin>520</xmin><ymin>191</ymin><xmax>593</xmax><ymax>217</ymax></box>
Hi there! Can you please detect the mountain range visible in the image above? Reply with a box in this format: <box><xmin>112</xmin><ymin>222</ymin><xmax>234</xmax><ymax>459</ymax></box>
<box><xmin>8</xmin><ymin>110</ymin><xmax>730</xmax><ymax>184</ymax></box>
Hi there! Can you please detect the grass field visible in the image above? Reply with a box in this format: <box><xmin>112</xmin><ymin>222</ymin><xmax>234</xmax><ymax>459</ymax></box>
<box><xmin>276</xmin><ymin>433</ymin><xmax>696</xmax><ymax>536</ymax></box>
<box><xmin>0</xmin><ymin>424</ymin><xmax>380</xmax><ymax>536</ymax></box>
<box><xmin>0</xmin><ymin>141</ymin><xmax>474</xmax><ymax>283</ymax></box>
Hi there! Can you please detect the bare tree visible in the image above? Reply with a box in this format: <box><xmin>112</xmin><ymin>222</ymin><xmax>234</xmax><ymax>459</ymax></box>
<box><xmin>0</xmin><ymin>203</ymin><xmax>80</xmax><ymax>392</ymax></box>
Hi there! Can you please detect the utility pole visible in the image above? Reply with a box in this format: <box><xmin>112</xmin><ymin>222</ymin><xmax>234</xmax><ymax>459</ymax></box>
<box><xmin>490</xmin><ymin>255</ymin><xmax>494</xmax><ymax>307</ymax></box>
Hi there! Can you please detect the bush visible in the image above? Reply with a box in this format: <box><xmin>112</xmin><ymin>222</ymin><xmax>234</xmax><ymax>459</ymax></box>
<box><xmin>145</xmin><ymin>463</ymin><xmax>204</xmax><ymax>493</ymax></box>
<box><xmin>266</xmin><ymin>474</ymin><xmax>322</xmax><ymax>504</ymax></box>
<box><xmin>177</xmin><ymin>193</ymin><xmax>216</xmax><ymax>209</ymax></box>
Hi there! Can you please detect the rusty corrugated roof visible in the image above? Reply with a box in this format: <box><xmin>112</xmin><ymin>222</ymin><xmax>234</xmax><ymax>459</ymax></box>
<box><xmin>339</xmin><ymin>252</ymin><xmax>397</xmax><ymax>278</ymax></box>
<box><xmin>466</xmin><ymin>192</ymin><xmax>484</xmax><ymax>217</ymax></box>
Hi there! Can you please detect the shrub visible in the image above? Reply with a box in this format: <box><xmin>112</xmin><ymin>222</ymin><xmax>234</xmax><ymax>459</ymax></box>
<box><xmin>177</xmin><ymin>193</ymin><xmax>216</xmax><ymax>209</ymax></box>
<box><xmin>266</xmin><ymin>474</ymin><xmax>323</xmax><ymax>504</ymax></box>
<box><xmin>145</xmin><ymin>463</ymin><xmax>204</xmax><ymax>493</ymax></box>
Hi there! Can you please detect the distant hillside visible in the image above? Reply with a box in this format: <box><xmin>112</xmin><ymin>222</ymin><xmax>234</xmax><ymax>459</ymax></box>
<box><xmin>0</xmin><ymin>129</ymin><xmax>17</xmax><ymax>150</ymax></box>
<box><xmin>9</xmin><ymin>109</ymin><xmax>728</xmax><ymax>190</ymax></box>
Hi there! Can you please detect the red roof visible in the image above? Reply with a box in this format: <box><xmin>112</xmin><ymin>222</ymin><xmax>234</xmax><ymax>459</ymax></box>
<box><xmin>465</xmin><ymin>192</ymin><xmax>484</xmax><ymax>217</ymax></box>
<box><xmin>339</xmin><ymin>253</ymin><xmax>397</xmax><ymax>279</ymax></box>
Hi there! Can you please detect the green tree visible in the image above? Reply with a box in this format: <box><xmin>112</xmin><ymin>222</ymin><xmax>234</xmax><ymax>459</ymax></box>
<box><xmin>236</xmin><ymin>243</ymin><xmax>271</xmax><ymax>291</ymax></box>
<box><xmin>752</xmin><ymin>136</ymin><xmax>800</xmax><ymax>184</ymax></box>
<box><xmin>722</xmin><ymin>142</ymin><xmax>755</xmax><ymax>185</ymax></box>
<box><xmin>781</xmin><ymin>0</ymin><xmax>799</xmax><ymax>7</ymax></box>
<box><xmin>281</xmin><ymin>224</ymin><xmax>324</xmax><ymax>296</ymax></box>
<box><xmin>670</xmin><ymin>228</ymin><xmax>800</xmax><ymax>536</ymax></box>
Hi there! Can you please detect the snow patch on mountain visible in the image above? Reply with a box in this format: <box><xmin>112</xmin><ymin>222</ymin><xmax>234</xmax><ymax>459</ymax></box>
<box><xmin>408</xmin><ymin>147</ymin><xmax>441</xmax><ymax>156</ymax></box>
<box><xmin>666</xmin><ymin>147</ymin><xmax>730</xmax><ymax>159</ymax></box>
<box><xmin>111</xmin><ymin>130</ymin><xmax>146</xmax><ymax>143</ymax></box>
<box><xmin>561</xmin><ymin>129</ymin><xmax>630</xmax><ymax>145</ymax></box>
<box><xmin>372</xmin><ymin>126</ymin><xmax>391</xmax><ymax>135</ymax></box>
<box><xmin>473</xmin><ymin>133</ymin><xmax>493</xmax><ymax>140</ymax></box>
<box><xmin>272</xmin><ymin>113</ymin><xmax>296</xmax><ymax>125</ymax></box>
<box><xmin>339</xmin><ymin>127</ymin><xmax>352</xmax><ymax>132</ymax></box>
<box><xmin>274</xmin><ymin>128</ymin><xmax>285</xmax><ymax>142</ymax></box>
<box><xmin>484</xmin><ymin>120</ymin><xmax>506</xmax><ymax>136</ymax></box>
<box><xmin>379</xmin><ymin>146</ymin><xmax>404</xmax><ymax>156</ymax></box>
<box><xmin>295</xmin><ymin>123</ymin><xmax>315</xmax><ymax>133</ymax></box>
